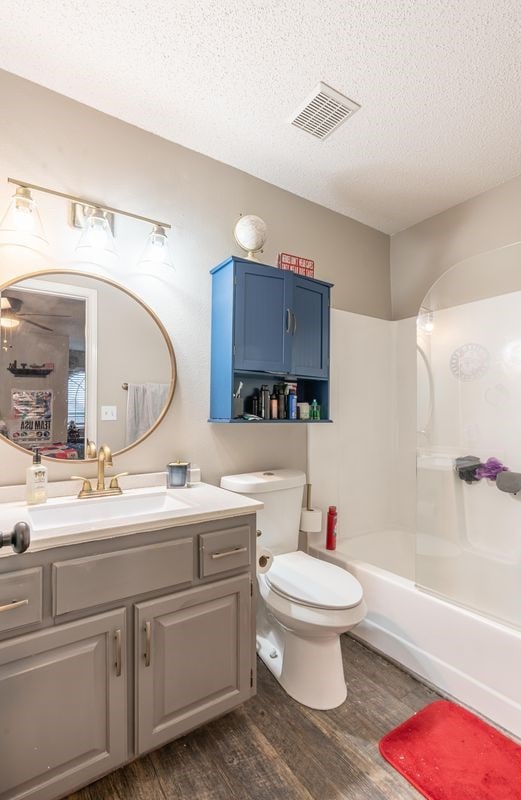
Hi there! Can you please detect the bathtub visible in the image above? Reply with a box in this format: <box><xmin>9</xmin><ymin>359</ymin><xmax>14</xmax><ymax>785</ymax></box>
<box><xmin>310</xmin><ymin>530</ymin><xmax>521</xmax><ymax>739</ymax></box>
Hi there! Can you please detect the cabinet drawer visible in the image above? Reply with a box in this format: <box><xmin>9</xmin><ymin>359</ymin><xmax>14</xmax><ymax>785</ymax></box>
<box><xmin>199</xmin><ymin>526</ymin><xmax>251</xmax><ymax>578</ymax></box>
<box><xmin>53</xmin><ymin>539</ymin><xmax>193</xmax><ymax>615</ymax></box>
<box><xmin>0</xmin><ymin>567</ymin><xmax>43</xmax><ymax>633</ymax></box>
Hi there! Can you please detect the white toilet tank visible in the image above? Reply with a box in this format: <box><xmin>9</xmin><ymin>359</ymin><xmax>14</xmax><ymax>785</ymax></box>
<box><xmin>220</xmin><ymin>469</ymin><xmax>306</xmax><ymax>555</ymax></box>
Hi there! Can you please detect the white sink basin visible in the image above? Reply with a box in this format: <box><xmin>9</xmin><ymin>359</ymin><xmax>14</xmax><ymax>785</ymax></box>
<box><xmin>27</xmin><ymin>487</ymin><xmax>191</xmax><ymax>533</ymax></box>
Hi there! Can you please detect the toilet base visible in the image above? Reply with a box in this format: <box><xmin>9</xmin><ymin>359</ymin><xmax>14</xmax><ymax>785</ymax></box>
<box><xmin>256</xmin><ymin>626</ymin><xmax>347</xmax><ymax>710</ymax></box>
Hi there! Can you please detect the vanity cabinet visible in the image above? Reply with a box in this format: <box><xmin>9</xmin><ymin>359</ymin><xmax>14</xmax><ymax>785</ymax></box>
<box><xmin>135</xmin><ymin>574</ymin><xmax>251</xmax><ymax>753</ymax></box>
<box><xmin>0</xmin><ymin>513</ymin><xmax>256</xmax><ymax>800</ymax></box>
<box><xmin>0</xmin><ymin>609</ymin><xmax>127</xmax><ymax>800</ymax></box>
<box><xmin>210</xmin><ymin>256</ymin><xmax>332</xmax><ymax>422</ymax></box>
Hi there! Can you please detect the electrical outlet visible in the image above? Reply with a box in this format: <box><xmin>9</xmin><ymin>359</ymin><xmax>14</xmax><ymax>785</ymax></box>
<box><xmin>101</xmin><ymin>406</ymin><xmax>117</xmax><ymax>421</ymax></box>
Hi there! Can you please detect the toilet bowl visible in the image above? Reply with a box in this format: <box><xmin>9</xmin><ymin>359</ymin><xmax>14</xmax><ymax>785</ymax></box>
<box><xmin>257</xmin><ymin>550</ymin><xmax>366</xmax><ymax>709</ymax></box>
<box><xmin>220</xmin><ymin>469</ymin><xmax>366</xmax><ymax>710</ymax></box>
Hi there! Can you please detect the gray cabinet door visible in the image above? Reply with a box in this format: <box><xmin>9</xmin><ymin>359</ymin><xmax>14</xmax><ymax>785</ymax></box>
<box><xmin>0</xmin><ymin>609</ymin><xmax>127</xmax><ymax>800</ymax></box>
<box><xmin>135</xmin><ymin>574</ymin><xmax>251</xmax><ymax>754</ymax></box>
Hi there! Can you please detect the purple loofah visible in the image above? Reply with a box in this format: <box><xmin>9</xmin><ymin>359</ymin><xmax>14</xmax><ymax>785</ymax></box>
<box><xmin>475</xmin><ymin>457</ymin><xmax>508</xmax><ymax>481</ymax></box>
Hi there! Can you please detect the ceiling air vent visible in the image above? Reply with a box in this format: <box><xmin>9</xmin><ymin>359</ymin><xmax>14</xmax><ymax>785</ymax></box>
<box><xmin>290</xmin><ymin>82</ymin><xmax>361</xmax><ymax>140</ymax></box>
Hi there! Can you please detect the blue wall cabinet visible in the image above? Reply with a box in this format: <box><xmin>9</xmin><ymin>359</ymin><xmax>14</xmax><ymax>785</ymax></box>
<box><xmin>210</xmin><ymin>256</ymin><xmax>332</xmax><ymax>422</ymax></box>
<box><xmin>234</xmin><ymin>261</ymin><xmax>292</xmax><ymax>373</ymax></box>
<box><xmin>290</xmin><ymin>276</ymin><xmax>329</xmax><ymax>378</ymax></box>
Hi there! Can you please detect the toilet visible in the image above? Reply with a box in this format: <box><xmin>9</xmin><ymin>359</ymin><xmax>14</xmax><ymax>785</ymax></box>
<box><xmin>220</xmin><ymin>468</ymin><xmax>366</xmax><ymax>710</ymax></box>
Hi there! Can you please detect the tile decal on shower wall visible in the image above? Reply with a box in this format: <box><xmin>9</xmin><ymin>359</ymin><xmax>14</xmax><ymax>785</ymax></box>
<box><xmin>449</xmin><ymin>343</ymin><xmax>490</xmax><ymax>382</ymax></box>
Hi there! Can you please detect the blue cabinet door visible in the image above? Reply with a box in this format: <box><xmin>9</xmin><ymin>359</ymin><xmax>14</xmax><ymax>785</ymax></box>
<box><xmin>234</xmin><ymin>262</ymin><xmax>292</xmax><ymax>373</ymax></box>
<box><xmin>290</xmin><ymin>277</ymin><xmax>329</xmax><ymax>378</ymax></box>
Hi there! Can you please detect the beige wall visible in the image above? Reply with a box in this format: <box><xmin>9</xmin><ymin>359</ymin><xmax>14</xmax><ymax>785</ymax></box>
<box><xmin>391</xmin><ymin>173</ymin><xmax>521</xmax><ymax>319</ymax></box>
<box><xmin>0</xmin><ymin>69</ymin><xmax>390</xmax><ymax>487</ymax></box>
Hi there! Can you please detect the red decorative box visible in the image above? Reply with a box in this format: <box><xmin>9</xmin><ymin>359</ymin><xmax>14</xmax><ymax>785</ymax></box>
<box><xmin>277</xmin><ymin>252</ymin><xmax>315</xmax><ymax>278</ymax></box>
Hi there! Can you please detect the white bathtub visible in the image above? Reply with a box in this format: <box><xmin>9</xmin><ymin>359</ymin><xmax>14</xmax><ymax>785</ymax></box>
<box><xmin>310</xmin><ymin>530</ymin><xmax>521</xmax><ymax>739</ymax></box>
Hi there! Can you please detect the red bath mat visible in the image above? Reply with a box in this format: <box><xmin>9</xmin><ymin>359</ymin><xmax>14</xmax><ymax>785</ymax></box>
<box><xmin>379</xmin><ymin>700</ymin><xmax>521</xmax><ymax>800</ymax></box>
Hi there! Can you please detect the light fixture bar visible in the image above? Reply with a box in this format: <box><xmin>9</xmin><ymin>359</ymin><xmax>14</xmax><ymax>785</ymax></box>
<box><xmin>7</xmin><ymin>177</ymin><xmax>171</xmax><ymax>230</ymax></box>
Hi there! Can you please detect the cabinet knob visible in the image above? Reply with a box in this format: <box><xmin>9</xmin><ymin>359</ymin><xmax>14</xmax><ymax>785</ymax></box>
<box><xmin>0</xmin><ymin>522</ymin><xmax>31</xmax><ymax>554</ymax></box>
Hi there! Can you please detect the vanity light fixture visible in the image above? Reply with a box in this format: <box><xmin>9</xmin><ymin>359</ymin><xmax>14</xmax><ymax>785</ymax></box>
<box><xmin>0</xmin><ymin>185</ymin><xmax>48</xmax><ymax>248</ymax></box>
<box><xmin>75</xmin><ymin>207</ymin><xmax>118</xmax><ymax>257</ymax></box>
<box><xmin>2</xmin><ymin>178</ymin><xmax>172</xmax><ymax>268</ymax></box>
<box><xmin>138</xmin><ymin>224</ymin><xmax>173</xmax><ymax>269</ymax></box>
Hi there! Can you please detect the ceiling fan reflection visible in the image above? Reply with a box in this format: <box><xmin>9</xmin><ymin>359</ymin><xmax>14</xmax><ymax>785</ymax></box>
<box><xmin>1</xmin><ymin>295</ymin><xmax>72</xmax><ymax>332</ymax></box>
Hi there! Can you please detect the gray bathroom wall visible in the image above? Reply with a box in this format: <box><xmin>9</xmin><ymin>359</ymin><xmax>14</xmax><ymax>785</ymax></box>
<box><xmin>391</xmin><ymin>173</ymin><xmax>521</xmax><ymax>319</ymax></box>
<box><xmin>0</xmin><ymin>69</ymin><xmax>390</xmax><ymax>487</ymax></box>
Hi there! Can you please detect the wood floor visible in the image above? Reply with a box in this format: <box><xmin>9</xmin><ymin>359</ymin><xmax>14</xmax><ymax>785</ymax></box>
<box><xmin>67</xmin><ymin>635</ymin><xmax>440</xmax><ymax>800</ymax></box>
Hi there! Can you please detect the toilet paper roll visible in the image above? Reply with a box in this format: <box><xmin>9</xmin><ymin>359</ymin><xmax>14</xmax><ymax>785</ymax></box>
<box><xmin>257</xmin><ymin>546</ymin><xmax>273</xmax><ymax>574</ymax></box>
<box><xmin>300</xmin><ymin>508</ymin><xmax>323</xmax><ymax>533</ymax></box>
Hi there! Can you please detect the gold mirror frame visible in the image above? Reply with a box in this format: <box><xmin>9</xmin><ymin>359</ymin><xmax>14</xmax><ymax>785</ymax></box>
<box><xmin>0</xmin><ymin>269</ymin><xmax>176</xmax><ymax>462</ymax></box>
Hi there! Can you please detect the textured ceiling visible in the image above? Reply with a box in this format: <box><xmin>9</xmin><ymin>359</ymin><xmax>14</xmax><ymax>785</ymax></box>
<box><xmin>1</xmin><ymin>1</ymin><xmax>521</xmax><ymax>234</ymax></box>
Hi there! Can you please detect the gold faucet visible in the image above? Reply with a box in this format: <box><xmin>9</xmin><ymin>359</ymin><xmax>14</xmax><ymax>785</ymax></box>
<box><xmin>97</xmin><ymin>444</ymin><xmax>113</xmax><ymax>491</ymax></box>
<box><xmin>71</xmin><ymin>443</ymin><xmax>128</xmax><ymax>499</ymax></box>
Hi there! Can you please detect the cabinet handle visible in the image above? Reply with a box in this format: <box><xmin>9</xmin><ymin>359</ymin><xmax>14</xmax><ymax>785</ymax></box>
<box><xmin>144</xmin><ymin>621</ymin><xmax>151</xmax><ymax>667</ymax></box>
<box><xmin>114</xmin><ymin>629</ymin><xmax>122</xmax><ymax>677</ymax></box>
<box><xmin>211</xmin><ymin>546</ymin><xmax>248</xmax><ymax>560</ymax></box>
<box><xmin>286</xmin><ymin>308</ymin><xmax>291</xmax><ymax>333</ymax></box>
<box><xmin>0</xmin><ymin>598</ymin><xmax>29</xmax><ymax>613</ymax></box>
<box><xmin>292</xmin><ymin>312</ymin><xmax>297</xmax><ymax>335</ymax></box>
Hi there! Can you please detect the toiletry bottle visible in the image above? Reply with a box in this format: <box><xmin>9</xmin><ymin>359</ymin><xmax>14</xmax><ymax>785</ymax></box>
<box><xmin>277</xmin><ymin>389</ymin><xmax>285</xmax><ymax>419</ymax></box>
<box><xmin>310</xmin><ymin>399</ymin><xmax>319</xmax><ymax>420</ymax></box>
<box><xmin>251</xmin><ymin>393</ymin><xmax>259</xmax><ymax>416</ymax></box>
<box><xmin>326</xmin><ymin>506</ymin><xmax>337</xmax><ymax>550</ymax></box>
<box><xmin>270</xmin><ymin>393</ymin><xmax>278</xmax><ymax>419</ymax></box>
<box><xmin>288</xmin><ymin>388</ymin><xmax>297</xmax><ymax>419</ymax></box>
<box><xmin>261</xmin><ymin>385</ymin><xmax>270</xmax><ymax>419</ymax></box>
<box><xmin>258</xmin><ymin>387</ymin><xmax>265</xmax><ymax>418</ymax></box>
<box><xmin>26</xmin><ymin>448</ymin><xmax>48</xmax><ymax>505</ymax></box>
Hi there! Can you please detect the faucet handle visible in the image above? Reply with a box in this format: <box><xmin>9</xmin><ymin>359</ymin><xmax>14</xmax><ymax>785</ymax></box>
<box><xmin>109</xmin><ymin>472</ymin><xmax>128</xmax><ymax>490</ymax></box>
<box><xmin>71</xmin><ymin>476</ymin><xmax>93</xmax><ymax>495</ymax></box>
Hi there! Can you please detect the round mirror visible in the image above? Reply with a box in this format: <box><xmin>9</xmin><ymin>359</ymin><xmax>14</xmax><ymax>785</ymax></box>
<box><xmin>0</xmin><ymin>270</ymin><xmax>175</xmax><ymax>460</ymax></box>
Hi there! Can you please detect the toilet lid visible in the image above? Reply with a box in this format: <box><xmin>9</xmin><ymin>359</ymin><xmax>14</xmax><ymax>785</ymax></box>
<box><xmin>266</xmin><ymin>551</ymin><xmax>363</xmax><ymax>610</ymax></box>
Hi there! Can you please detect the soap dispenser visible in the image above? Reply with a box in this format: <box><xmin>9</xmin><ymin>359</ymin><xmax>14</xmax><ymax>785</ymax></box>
<box><xmin>26</xmin><ymin>448</ymin><xmax>48</xmax><ymax>505</ymax></box>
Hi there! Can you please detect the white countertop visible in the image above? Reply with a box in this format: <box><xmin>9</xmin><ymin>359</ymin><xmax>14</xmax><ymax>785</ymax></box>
<box><xmin>0</xmin><ymin>479</ymin><xmax>262</xmax><ymax>555</ymax></box>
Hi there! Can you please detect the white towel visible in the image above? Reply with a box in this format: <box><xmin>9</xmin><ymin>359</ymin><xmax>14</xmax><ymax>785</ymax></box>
<box><xmin>126</xmin><ymin>383</ymin><xmax>169</xmax><ymax>445</ymax></box>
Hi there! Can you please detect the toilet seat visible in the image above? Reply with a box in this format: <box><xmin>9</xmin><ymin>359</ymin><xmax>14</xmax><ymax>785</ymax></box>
<box><xmin>266</xmin><ymin>551</ymin><xmax>363</xmax><ymax>610</ymax></box>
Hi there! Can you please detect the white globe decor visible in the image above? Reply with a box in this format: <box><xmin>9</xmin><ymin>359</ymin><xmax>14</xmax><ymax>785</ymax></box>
<box><xmin>233</xmin><ymin>214</ymin><xmax>267</xmax><ymax>260</ymax></box>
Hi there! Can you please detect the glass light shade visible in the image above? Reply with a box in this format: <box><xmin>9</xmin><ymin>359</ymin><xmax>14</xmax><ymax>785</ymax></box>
<box><xmin>76</xmin><ymin>208</ymin><xmax>117</xmax><ymax>256</ymax></box>
<box><xmin>0</xmin><ymin>315</ymin><xmax>20</xmax><ymax>329</ymax></box>
<box><xmin>0</xmin><ymin>187</ymin><xmax>48</xmax><ymax>247</ymax></box>
<box><xmin>138</xmin><ymin>225</ymin><xmax>173</xmax><ymax>269</ymax></box>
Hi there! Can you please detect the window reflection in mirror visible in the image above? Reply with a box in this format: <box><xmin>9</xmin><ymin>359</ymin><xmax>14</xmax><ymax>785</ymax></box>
<box><xmin>0</xmin><ymin>272</ymin><xmax>175</xmax><ymax>460</ymax></box>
